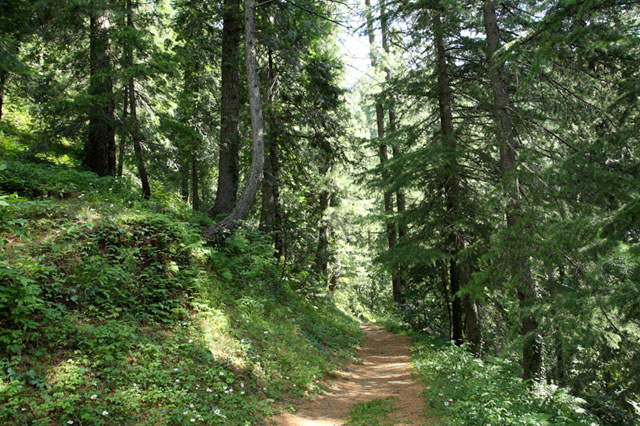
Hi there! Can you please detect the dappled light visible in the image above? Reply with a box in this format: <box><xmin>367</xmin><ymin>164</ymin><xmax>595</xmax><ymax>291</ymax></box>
<box><xmin>1</xmin><ymin>0</ymin><xmax>639</xmax><ymax>424</ymax></box>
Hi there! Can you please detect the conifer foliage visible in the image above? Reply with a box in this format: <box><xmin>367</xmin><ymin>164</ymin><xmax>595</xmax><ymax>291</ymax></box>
<box><xmin>1</xmin><ymin>0</ymin><xmax>639</xmax><ymax>423</ymax></box>
<box><xmin>361</xmin><ymin>0</ymin><xmax>640</xmax><ymax>421</ymax></box>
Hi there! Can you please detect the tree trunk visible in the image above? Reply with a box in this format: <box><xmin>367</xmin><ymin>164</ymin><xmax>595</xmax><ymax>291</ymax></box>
<box><xmin>329</xmin><ymin>267</ymin><xmax>340</xmax><ymax>292</ymax></box>
<box><xmin>482</xmin><ymin>0</ymin><xmax>542</xmax><ymax>382</ymax></box>
<box><xmin>206</xmin><ymin>0</ymin><xmax>264</xmax><ymax>238</ymax></box>
<box><xmin>380</xmin><ymin>0</ymin><xmax>407</xmax><ymax>302</ymax></box>
<box><xmin>192</xmin><ymin>150</ymin><xmax>199</xmax><ymax>210</ymax></box>
<box><xmin>441</xmin><ymin>262</ymin><xmax>452</xmax><ymax>339</ymax></box>
<box><xmin>364</xmin><ymin>0</ymin><xmax>402</xmax><ymax>304</ymax></box>
<box><xmin>259</xmin><ymin>48</ymin><xmax>283</xmax><ymax>259</ymax></box>
<box><xmin>85</xmin><ymin>7</ymin><xmax>116</xmax><ymax>176</ymax></box>
<box><xmin>210</xmin><ymin>0</ymin><xmax>242</xmax><ymax>217</ymax></box>
<box><xmin>117</xmin><ymin>85</ymin><xmax>128</xmax><ymax>177</ymax></box>
<box><xmin>128</xmin><ymin>80</ymin><xmax>150</xmax><ymax>199</ymax></box>
<box><xmin>433</xmin><ymin>9</ymin><xmax>465</xmax><ymax>346</ymax></box>
<box><xmin>314</xmin><ymin>173</ymin><xmax>332</xmax><ymax>279</ymax></box>
<box><xmin>126</xmin><ymin>0</ymin><xmax>150</xmax><ymax>200</ymax></box>
<box><xmin>0</xmin><ymin>70</ymin><xmax>7</xmax><ymax>122</ymax></box>
<box><xmin>461</xmin><ymin>261</ymin><xmax>482</xmax><ymax>353</ymax></box>
<box><xmin>181</xmin><ymin>158</ymin><xmax>190</xmax><ymax>202</ymax></box>
<box><xmin>272</xmin><ymin>140</ymin><xmax>283</xmax><ymax>259</ymax></box>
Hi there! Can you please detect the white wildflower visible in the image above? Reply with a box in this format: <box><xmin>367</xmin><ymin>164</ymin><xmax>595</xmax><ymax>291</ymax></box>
<box><xmin>102</xmin><ymin>411</ymin><xmax>109</xmax><ymax>416</ymax></box>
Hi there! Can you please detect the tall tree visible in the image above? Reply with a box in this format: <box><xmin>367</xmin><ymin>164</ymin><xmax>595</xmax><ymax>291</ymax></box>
<box><xmin>482</xmin><ymin>0</ymin><xmax>541</xmax><ymax>381</ymax></box>
<box><xmin>206</xmin><ymin>0</ymin><xmax>264</xmax><ymax>237</ymax></box>
<box><xmin>0</xmin><ymin>70</ymin><xmax>6</xmax><ymax>122</ymax></box>
<box><xmin>379</xmin><ymin>0</ymin><xmax>407</xmax><ymax>303</ymax></box>
<box><xmin>259</xmin><ymin>47</ymin><xmax>283</xmax><ymax>259</ymax></box>
<box><xmin>314</xmin><ymin>158</ymin><xmax>332</xmax><ymax>280</ymax></box>
<box><xmin>210</xmin><ymin>0</ymin><xmax>242</xmax><ymax>217</ymax></box>
<box><xmin>117</xmin><ymin>85</ymin><xmax>127</xmax><ymax>177</ymax></box>
<box><xmin>364</xmin><ymin>0</ymin><xmax>402</xmax><ymax>304</ymax></box>
<box><xmin>432</xmin><ymin>8</ymin><xmax>465</xmax><ymax>346</ymax></box>
<box><xmin>125</xmin><ymin>0</ymin><xmax>150</xmax><ymax>199</ymax></box>
<box><xmin>84</xmin><ymin>4</ymin><xmax>116</xmax><ymax>176</ymax></box>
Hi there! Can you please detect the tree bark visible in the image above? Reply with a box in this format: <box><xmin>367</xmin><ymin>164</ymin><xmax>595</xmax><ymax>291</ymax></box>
<box><xmin>117</xmin><ymin>85</ymin><xmax>128</xmax><ymax>177</ymax></box>
<box><xmin>206</xmin><ymin>0</ymin><xmax>264</xmax><ymax>238</ymax></box>
<box><xmin>433</xmin><ymin>9</ymin><xmax>466</xmax><ymax>346</ymax></box>
<box><xmin>85</xmin><ymin>7</ymin><xmax>116</xmax><ymax>176</ymax></box>
<box><xmin>192</xmin><ymin>150</ymin><xmax>199</xmax><ymax>210</ymax></box>
<box><xmin>128</xmin><ymin>81</ymin><xmax>150</xmax><ymax>199</ymax></box>
<box><xmin>461</xmin><ymin>261</ymin><xmax>482</xmax><ymax>353</ymax></box>
<box><xmin>126</xmin><ymin>0</ymin><xmax>150</xmax><ymax>200</ymax></box>
<box><xmin>210</xmin><ymin>0</ymin><xmax>242</xmax><ymax>217</ymax></box>
<box><xmin>259</xmin><ymin>48</ymin><xmax>283</xmax><ymax>259</ymax></box>
<box><xmin>482</xmin><ymin>0</ymin><xmax>542</xmax><ymax>381</ymax></box>
<box><xmin>329</xmin><ymin>267</ymin><xmax>340</xmax><ymax>292</ymax></box>
<box><xmin>380</xmin><ymin>0</ymin><xmax>407</xmax><ymax>302</ymax></box>
<box><xmin>441</xmin><ymin>262</ymin><xmax>452</xmax><ymax>339</ymax></box>
<box><xmin>181</xmin><ymin>158</ymin><xmax>190</xmax><ymax>202</ymax></box>
<box><xmin>314</xmin><ymin>165</ymin><xmax>332</xmax><ymax>279</ymax></box>
<box><xmin>0</xmin><ymin>70</ymin><xmax>7</xmax><ymax>122</ymax></box>
<box><xmin>365</xmin><ymin>0</ymin><xmax>402</xmax><ymax>304</ymax></box>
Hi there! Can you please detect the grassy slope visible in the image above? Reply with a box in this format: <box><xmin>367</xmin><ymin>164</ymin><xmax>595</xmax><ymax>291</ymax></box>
<box><xmin>0</xmin><ymin>160</ymin><xmax>361</xmax><ymax>425</ymax></box>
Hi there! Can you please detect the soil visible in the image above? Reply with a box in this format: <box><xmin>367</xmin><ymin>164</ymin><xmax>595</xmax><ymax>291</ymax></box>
<box><xmin>271</xmin><ymin>323</ymin><xmax>434</xmax><ymax>425</ymax></box>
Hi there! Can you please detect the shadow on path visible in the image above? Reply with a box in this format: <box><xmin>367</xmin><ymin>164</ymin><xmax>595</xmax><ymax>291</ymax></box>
<box><xmin>272</xmin><ymin>323</ymin><xmax>435</xmax><ymax>425</ymax></box>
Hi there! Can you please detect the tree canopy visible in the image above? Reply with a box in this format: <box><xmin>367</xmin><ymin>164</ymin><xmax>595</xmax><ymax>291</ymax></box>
<box><xmin>1</xmin><ymin>0</ymin><xmax>639</xmax><ymax>423</ymax></box>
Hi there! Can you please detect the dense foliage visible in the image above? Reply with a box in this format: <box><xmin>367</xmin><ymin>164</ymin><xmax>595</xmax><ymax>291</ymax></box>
<box><xmin>1</xmin><ymin>0</ymin><xmax>639</xmax><ymax>423</ymax></box>
<box><xmin>0</xmin><ymin>161</ymin><xmax>360</xmax><ymax>424</ymax></box>
<box><xmin>351</xmin><ymin>0</ymin><xmax>640</xmax><ymax>423</ymax></box>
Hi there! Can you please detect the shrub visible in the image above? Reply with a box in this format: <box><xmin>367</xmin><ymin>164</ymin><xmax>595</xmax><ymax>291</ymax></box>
<box><xmin>412</xmin><ymin>337</ymin><xmax>598</xmax><ymax>425</ymax></box>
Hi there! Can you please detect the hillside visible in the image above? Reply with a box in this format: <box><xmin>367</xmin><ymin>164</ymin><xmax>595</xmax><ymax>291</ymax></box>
<box><xmin>0</xmin><ymin>161</ymin><xmax>361</xmax><ymax>424</ymax></box>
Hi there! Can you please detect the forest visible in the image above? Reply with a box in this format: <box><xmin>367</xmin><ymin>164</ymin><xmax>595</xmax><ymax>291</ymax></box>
<box><xmin>1</xmin><ymin>0</ymin><xmax>639</xmax><ymax>424</ymax></box>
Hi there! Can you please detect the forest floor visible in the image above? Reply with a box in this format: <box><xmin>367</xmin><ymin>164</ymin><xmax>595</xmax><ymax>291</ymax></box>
<box><xmin>272</xmin><ymin>323</ymin><xmax>434</xmax><ymax>425</ymax></box>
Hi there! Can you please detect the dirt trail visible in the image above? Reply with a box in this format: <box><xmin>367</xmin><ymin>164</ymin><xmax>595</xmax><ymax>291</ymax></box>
<box><xmin>272</xmin><ymin>323</ymin><xmax>433</xmax><ymax>425</ymax></box>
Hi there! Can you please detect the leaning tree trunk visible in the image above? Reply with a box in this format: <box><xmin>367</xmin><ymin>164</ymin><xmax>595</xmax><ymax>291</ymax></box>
<box><xmin>483</xmin><ymin>0</ymin><xmax>541</xmax><ymax>382</ymax></box>
<box><xmin>126</xmin><ymin>0</ymin><xmax>150</xmax><ymax>200</ymax></box>
<box><xmin>364</xmin><ymin>0</ymin><xmax>402</xmax><ymax>304</ymax></box>
<box><xmin>433</xmin><ymin>9</ymin><xmax>467</xmax><ymax>346</ymax></box>
<box><xmin>210</xmin><ymin>0</ymin><xmax>242</xmax><ymax>217</ymax></box>
<box><xmin>206</xmin><ymin>0</ymin><xmax>264</xmax><ymax>238</ymax></box>
<box><xmin>85</xmin><ymin>7</ymin><xmax>116</xmax><ymax>176</ymax></box>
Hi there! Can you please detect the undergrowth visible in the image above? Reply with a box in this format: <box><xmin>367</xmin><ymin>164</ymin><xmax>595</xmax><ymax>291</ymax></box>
<box><xmin>411</xmin><ymin>336</ymin><xmax>599</xmax><ymax>425</ymax></box>
<box><xmin>0</xmin><ymin>160</ymin><xmax>361</xmax><ymax>425</ymax></box>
